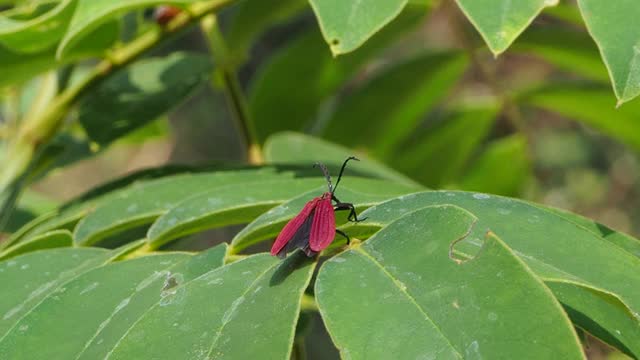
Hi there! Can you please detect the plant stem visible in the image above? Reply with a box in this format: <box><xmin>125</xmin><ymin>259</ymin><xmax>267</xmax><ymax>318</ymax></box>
<box><xmin>200</xmin><ymin>15</ymin><xmax>263</xmax><ymax>165</ymax></box>
<box><xmin>300</xmin><ymin>293</ymin><xmax>319</xmax><ymax>312</ymax></box>
<box><xmin>224</xmin><ymin>253</ymin><xmax>248</xmax><ymax>264</ymax></box>
<box><xmin>0</xmin><ymin>0</ymin><xmax>237</xmax><ymax>210</ymax></box>
<box><xmin>1</xmin><ymin>87</ymin><xmax>19</xmax><ymax>139</ymax></box>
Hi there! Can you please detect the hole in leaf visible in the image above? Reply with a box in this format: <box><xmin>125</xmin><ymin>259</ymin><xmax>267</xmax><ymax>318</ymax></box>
<box><xmin>448</xmin><ymin>219</ymin><xmax>479</xmax><ymax>264</ymax></box>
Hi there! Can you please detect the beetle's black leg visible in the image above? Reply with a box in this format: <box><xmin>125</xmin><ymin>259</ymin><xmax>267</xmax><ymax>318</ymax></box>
<box><xmin>335</xmin><ymin>229</ymin><xmax>350</xmax><ymax>245</ymax></box>
<box><xmin>333</xmin><ymin>201</ymin><xmax>367</xmax><ymax>222</ymax></box>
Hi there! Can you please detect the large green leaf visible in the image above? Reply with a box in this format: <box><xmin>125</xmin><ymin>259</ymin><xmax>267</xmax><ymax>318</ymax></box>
<box><xmin>342</xmin><ymin>191</ymin><xmax>640</xmax><ymax>356</ymax></box>
<box><xmin>73</xmin><ymin>167</ymin><xmax>305</xmax><ymax>246</ymax></box>
<box><xmin>56</xmin><ymin>0</ymin><xmax>198</xmax><ymax>58</ymax></box>
<box><xmin>0</xmin><ymin>230</ymin><xmax>72</xmax><ymax>260</ymax></box>
<box><xmin>0</xmin><ymin>45</ymin><xmax>58</xmax><ymax>88</ymax></box>
<box><xmin>350</xmin><ymin>191</ymin><xmax>640</xmax><ymax>311</ymax></box>
<box><xmin>456</xmin><ymin>0</ymin><xmax>557</xmax><ymax>55</ymax></box>
<box><xmin>0</xmin><ymin>20</ymin><xmax>118</xmax><ymax>88</ymax></box>
<box><xmin>522</xmin><ymin>84</ymin><xmax>640</xmax><ymax>151</ymax></box>
<box><xmin>107</xmin><ymin>253</ymin><xmax>315</xmax><ymax>359</ymax></box>
<box><xmin>322</xmin><ymin>51</ymin><xmax>469</xmax><ymax>157</ymax></box>
<box><xmin>0</xmin><ymin>244</ymin><xmax>141</xmax><ymax>340</ymax></box>
<box><xmin>0</xmin><ymin>0</ymin><xmax>74</xmax><ymax>53</ymax></box>
<box><xmin>394</xmin><ymin>105</ymin><xmax>499</xmax><ymax>187</ymax></box>
<box><xmin>5</xmin><ymin>165</ymin><xmax>196</xmax><ymax>247</ymax></box>
<box><xmin>265</xmin><ymin>132</ymin><xmax>420</xmax><ymax>187</ymax></box>
<box><xmin>547</xmin><ymin>280</ymin><xmax>640</xmax><ymax>358</ymax></box>
<box><xmin>308</xmin><ymin>0</ymin><xmax>408</xmax><ymax>55</ymax></box>
<box><xmin>230</xmin><ymin>178</ymin><xmax>422</xmax><ymax>253</ymax></box>
<box><xmin>456</xmin><ymin>134</ymin><xmax>531</xmax><ymax>196</ymax></box>
<box><xmin>78</xmin><ymin>52</ymin><xmax>212</xmax><ymax>145</ymax></box>
<box><xmin>1</xmin><ymin>208</ymin><xmax>37</xmax><ymax>235</ymax></box>
<box><xmin>0</xmin><ymin>244</ymin><xmax>227</xmax><ymax>359</ymax></box>
<box><xmin>317</xmin><ymin>206</ymin><xmax>583</xmax><ymax>358</ymax></box>
<box><xmin>147</xmin><ymin>178</ymin><xmax>323</xmax><ymax>249</ymax></box>
<box><xmin>577</xmin><ymin>0</ymin><xmax>640</xmax><ymax>104</ymax></box>
<box><xmin>249</xmin><ymin>4</ymin><xmax>427</xmax><ymax>142</ymax></box>
<box><xmin>541</xmin><ymin>205</ymin><xmax>640</xmax><ymax>258</ymax></box>
<box><xmin>1</xmin><ymin>190</ymin><xmax>58</xmax><ymax>234</ymax></box>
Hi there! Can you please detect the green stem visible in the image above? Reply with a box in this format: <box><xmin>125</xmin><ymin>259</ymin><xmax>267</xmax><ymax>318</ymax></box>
<box><xmin>200</xmin><ymin>15</ymin><xmax>263</xmax><ymax>165</ymax></box>
<box><xmin>0</xmin><ymin>0</ymin><xmax>237</xmax><ymax>208</ymax></box>
<box><xmin>1</xmin><ymin>87</ymin><xmax>19</xmax><ymax>138</ymax></box>
<box><xmin>224</xmin><ymin>253</ymin><xmax>248</xmax><ymax>264</ymax></box>
<box><xmin>300</xmin><ymin>293</ymin><xmax>319</xmax><ymax>312</ymax></box>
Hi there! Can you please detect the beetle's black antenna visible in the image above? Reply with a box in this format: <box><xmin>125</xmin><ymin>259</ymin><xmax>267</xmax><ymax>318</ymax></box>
<box><xmin>333</xmin><ymin>156</ymin><xmax>359</xmax><ymax>194</ymax></box>
<box><xmin>314</xmin><ymin>162</ymin><xmax>333</xmax><ymax>192</ymax></box>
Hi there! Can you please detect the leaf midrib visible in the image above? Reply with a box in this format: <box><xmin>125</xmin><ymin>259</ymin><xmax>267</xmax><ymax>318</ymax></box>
<box><xmin>354</xmin><ymin>247</ymin><xmax>463</xmax><ymax>358</ymax></box>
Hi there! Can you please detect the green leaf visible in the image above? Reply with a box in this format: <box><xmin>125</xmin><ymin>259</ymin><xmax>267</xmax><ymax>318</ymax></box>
<box><xmin>541</xmin><ymin>205</ymin><xmax>640</xmax><ymax>258</ymax></box>
<box><xmin>1</xmin><ymin>211</ymin><xmax>56</xmax><ymax>251</ymax></box>
<box><xmin>1</xmin><ymin>208</ymin><xmax>37</xmax><ymax>234</ymax></box>
<box><xmin>10</xmin><ymin>165</ymin><xmax>196</xmax><ymax>245</ymax></box>
<box><xmin>316</xmin><ymin>206</ymin><xmax>583</xmax><ymax>358</ymax></box>
<box><xmin>115</xmin><ymin>117</ymin><xmax>170</xmax><ymax>144</ymax></box>
<box><xmin>322</xmin><ymin>51</ymin><xmax>469</xmax><ymax>157</ymax></box>
<box><xmin>147</xmin><ymin>178</ymin><xmax>323</xmax><ymax>249</ymax></box>
<box><xmin>61</xmin><ymin>19</ymin><xmax>120</xmax><ymax>59</ymax></box>
<box><xmin>107</xmin><ymin>253</ymin><xmax>315</xmax><ymax>359</ymax></box>
<box><xmin>0</xmin><ymin>20</ymin><xmax>119</xmax><ymax>88</ymax></box>
<box><xmin>78</xmin><ymin>52</ymin><xmax>212</xmax><ymax>146</ymax></box>
<box><xmin>249</xmin><ymin>4</ymin><xmax>428</xmax><ymax>142</ymax></box>
<box><xmin>0</xmin><ymin>0</ymin><xmax>75</xmax><ymax>53</ymax></box>
<box><xmin>0</xmin><ymin>45</ymin><xmax>58</xmax><ymax>88</ymax></box>
<box><xmin>0</xmin><ymin>244</ymin><xmax>227</xmax><ymax>359</ymax></box>
<box><xmin>547</xmin><ymin>281</ymin><xmax>640</xmax><ymax>358</ymax></box>
<box><xmin>73</xmin><ymin>167</ymin><xmax>308</xmax><ymax>246</ymax></box>
<box><xmin>456</xmin><ymin>0</ymin><xmax>557</xmax><ymax>55</ymax></box>
<box><xmin>56</xmin><ymin>0</ymin><xmax>194</xmax><ymax>58</ymax></box>
<box><xmin>0</xmin><ymin>245</ymin><xmax>139</xmax><ymax>339</ymax></box>
<box><xmin>394</xmin><ymin>104</ymin><xmax>499</xmax><ymax>187</ymax></box>
<box><xmin>513</xmin><ymin>26</ymin><xmax>609</xmax><ymax>82</ymax></box>
<box><xmin>0</xmin><ymin>230</ymin><xmax>72</xmax><ymax>260</ymax></box>
<box><xmin>265</xmin><ymin>132</ymin><xmax>421</xmax><ymax>187</ymax></box>
<box><xmin>227</xmin><ymin>0</ymin><xmax>307</xmax><ymax>63</ymax></box>
<box><xmin>0</xmin><ymin>190</ymin><xmax>58</xmax><ymax>234</ymax></box>
<box><xmin>230</xmin><ymin>177</ymin><xmax>422</xmax><ymax>253</ymax></box>
<box><xmin>577</xmin><ymin>0</ymin><xmax>640</xmax><ymax>104</ymax></box>
<box><xmin>522</xmin><ymin>84</ymin><xmax>640</xmax><ymax>151</ymax></box>
<box><xmin>456</xmin><ymin>134</ymin><xmax>531</xmax><ymax>196</ymax></box>
<box><xmin>308</xmin><ymin>0</ymin><xmax>408</xmax><ymax>55</ymax></box>
<box><xmin>344</xmin><ymin>191</ymin><xmax>640</xmax><ymax>355</ymax></box>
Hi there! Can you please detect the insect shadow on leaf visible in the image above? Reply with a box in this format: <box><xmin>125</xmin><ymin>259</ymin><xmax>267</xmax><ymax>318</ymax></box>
<box><xmin>269</xmin><ymin>251</ymin><xmax>313</xmax><ymax>286</ymax></box>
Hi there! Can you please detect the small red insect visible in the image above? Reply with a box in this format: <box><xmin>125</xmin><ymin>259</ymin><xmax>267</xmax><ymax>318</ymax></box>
<box><xmin>153</xmin><ymin>5</ymin><xmax>181</xmax><ymax>25</ymax></box>
<box><xmin>270</xmin><ymin>157</ymin><xmax>366</xmax><ymax>258</ymax></box>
